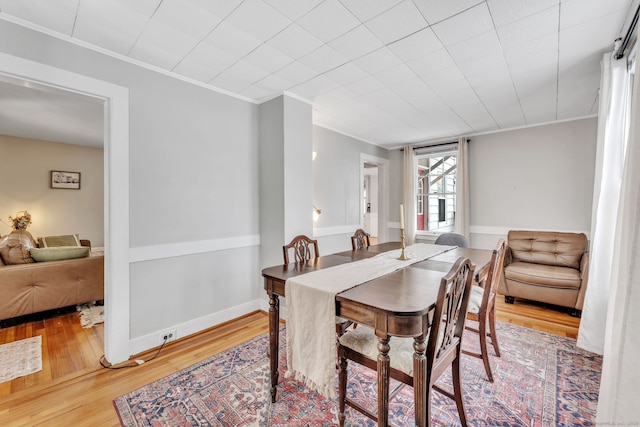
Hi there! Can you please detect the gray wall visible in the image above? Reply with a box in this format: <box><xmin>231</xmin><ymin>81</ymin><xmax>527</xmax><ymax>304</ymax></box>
<box><xmin>258</xmin><ymin>95</ymin><xmax>313</xmax><ymax>270</ymax></box>
<box><xmin>312</xmin><ymin>126</ymin><xmax>388</xmax><ymax>254</ymax></box>
<box><xmin>0</xmin><ymin>135</ymin><xmax>104</xmax><ymax>246</ymax></box>
<box><xmin>469</xmin><ymin>117</ymin><xmax>597</xmax><ymax>248</ymax></box>
<box><xmin>0</xmin><ymin>20</ymin><xmax>261</xmax><ymax>344</ymax></box>
<box><xmin>388</xmin><ymin>117</ymin><xmax>597</xmax><ymax>249</ymax></box>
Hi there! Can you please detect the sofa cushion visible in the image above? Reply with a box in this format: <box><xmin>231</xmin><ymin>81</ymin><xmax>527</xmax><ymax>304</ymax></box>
<box><xmin>0</xmin><ymin>245</ymin><xmax>36</xmax><ymax>265</ymax></box>
<box><xmin>507</xmin><ymin>231</ymin><xmax>587</xmax><ymax>269</ymax></box>
<box><xmin>30</xmin><ymin>246</ymin><xmax>90</xmax><ymax>262</ymax></box>
<box><xmin>505</xmin><ymin>261</ymin><xmax>582</xmax><ymax>289</ymax></box>
<box><xmin>38</xmin><ymin>234</ymin><xmax>81</xmax><ymax>248</ymax></box>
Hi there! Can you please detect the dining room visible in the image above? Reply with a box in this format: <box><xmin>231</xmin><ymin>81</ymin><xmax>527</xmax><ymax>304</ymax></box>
<box><xmin>1</xmin><ymin>1</ymin><xmax>638</xmax><ymax>425</ymax></box>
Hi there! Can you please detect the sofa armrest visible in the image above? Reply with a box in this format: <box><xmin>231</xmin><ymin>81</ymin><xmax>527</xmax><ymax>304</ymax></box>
<box><xmin>80</xmin><ymin>239</ymin><xmax>91</xmax><ymax>249</ymax></box>
<box><xmin>575</xmin><ymin>251</ymin><xmax>590</xmax><ymax>310</ymax></box>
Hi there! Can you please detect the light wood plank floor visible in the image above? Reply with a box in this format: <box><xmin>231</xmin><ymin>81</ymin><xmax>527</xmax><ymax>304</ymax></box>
<box><xmin>0</xmin><ymin>298</ymin><xmax>579</xmax><ymax>426</ymax></box>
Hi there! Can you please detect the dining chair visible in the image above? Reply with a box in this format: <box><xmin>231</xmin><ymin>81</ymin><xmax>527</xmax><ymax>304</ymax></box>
<box><xmin>462</xmin><ymin>238</ymin><xmax>506</xmax><ymax>383</ymax></box>
<box><xmin>350</xmin><ymin>228</ymin><xmax>371</xmax><ymax>250</ymax></box>
<box><xmin>337</xmin><ymin>257</ymin><xmax>474</xmax><ymax>427</ymax></box>
<box><xmin>434</xmin><ymin>232</ymin><xmax>469</xmax><ymax>248</ymax></box>
<box><xmin>283</xmin><ymin>235</ymin><xmax>353</xmax><ymax>336</ymax></box>
<box><xmin>282</xmin><ymin>235</ymin><xmax>319</xmax><ymax>265</ymax></box>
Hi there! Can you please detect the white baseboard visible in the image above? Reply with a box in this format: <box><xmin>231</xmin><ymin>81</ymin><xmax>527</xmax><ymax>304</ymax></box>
<box><xmin>128</xmin><ymin>299</ymin><xmax>263</xmax><ymax>355</ymax></box>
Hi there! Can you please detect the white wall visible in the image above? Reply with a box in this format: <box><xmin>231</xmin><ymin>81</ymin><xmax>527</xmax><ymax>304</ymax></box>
<box><xmin>469</xmin><ymin>118</ymin><xmax>597</xmax><ymax>248</ymax></box>
<box><xmin>312</xmin><ymin>126</ymin><xmax>388</xmax><ymax>254</ymax></box>
<box><xmin>0</xmin><ymin>135</ymin><xmax>104</xmax><ymax>246</ymax></box>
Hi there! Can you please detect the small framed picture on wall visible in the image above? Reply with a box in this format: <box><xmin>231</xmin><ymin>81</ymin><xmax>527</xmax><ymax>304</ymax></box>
<box><xmin>51</xmin><ymin>170</ymin><xmax>81</xmax><ymax>189</ymax></box>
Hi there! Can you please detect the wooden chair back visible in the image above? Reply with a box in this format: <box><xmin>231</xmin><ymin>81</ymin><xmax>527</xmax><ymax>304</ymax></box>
<box><xmin>350</xmin><ymin>229</ymin><xmax>371</xmax><ymax>250</ymax></box>
<box><xmin>283</xmin><ymin>235</ymin><xmax>319</xmax><ymax>265</ymax></box>
<box><xmin>479</xmin><ymin>239</ymin><xmax>507</xmax><ymax>316</ymax></box>
<box><xmin>337</xmin><ymin>257</ymin><xmax>473</xmax><ymax>426</ymax></box>
<box><xmin>462</xmin><ymin>238</ymin><xmax>507</xmax><ymax>383</ymax></box>
<box><xmin>427</xmin><ymin>257</ymin><xmax>474</xmax><ymax>378</ymax></box>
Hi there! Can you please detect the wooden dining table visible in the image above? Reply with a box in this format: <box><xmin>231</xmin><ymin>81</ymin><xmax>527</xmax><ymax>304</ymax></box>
<box><xmin>261</xmin><ymin>242</ymin><xmax>492</xmax><ymax>427</ymax></box>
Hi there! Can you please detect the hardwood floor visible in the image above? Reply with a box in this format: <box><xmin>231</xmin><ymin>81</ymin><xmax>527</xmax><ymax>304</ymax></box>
<box><xmin>495</xmin><ymin>295</ymin><xmax>581</xmax><ymax>338</ymax></box>
<box><xmin>0</xmin><ymin>307</ymin><xmax>104</xmax><ymax>397</ymax></box>
<box><xmin>0</xmin><ymin>298</ymin><xmax>579</xmax><ymax>426</ymax></box>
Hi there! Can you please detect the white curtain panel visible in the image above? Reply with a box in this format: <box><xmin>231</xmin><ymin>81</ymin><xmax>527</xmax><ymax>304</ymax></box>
<box><xmin>596</xmin><ymin>45</ymin><xmax>640</xmax><ymax>423</ymax></box>
<box><xmin>578</xmin><ymin>52</ymin><xmax>631</xmax><ymax>355</ymax></box>
<box><xmin>402</xmin><ymin>145</ymin><xmax>416</xmax><ymax>244</ymax></box>
<box><xmin>454</xmin><ymin>137</ymin><xmax>470</xmax><ymax>239</ymax></box>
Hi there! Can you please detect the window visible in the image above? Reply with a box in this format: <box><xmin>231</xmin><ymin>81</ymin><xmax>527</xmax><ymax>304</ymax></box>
<box><xmin>416</xmin><ymin>151</ymin><xmax>457</xmax><ymax>232</ymax></box>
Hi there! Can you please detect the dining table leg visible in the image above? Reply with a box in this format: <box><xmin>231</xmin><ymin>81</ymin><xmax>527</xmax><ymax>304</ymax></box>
<box><xmin>377</xmin><ymin>336</ymin><xmax>390</xmax><ymax>427</ymax></box>
<box><xmin>268</xmin><ymin>292</ymin><xmax>280</xmax><ymax>403</ymax></box>
<box><xmin>413</xmin><ymin>335</ymin><xmax>427</xmax><ymax>427</ymax></box>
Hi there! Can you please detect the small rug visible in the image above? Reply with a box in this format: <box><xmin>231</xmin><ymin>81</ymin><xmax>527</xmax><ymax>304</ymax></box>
<box><xmin>77</xmin><ymin>302</ymin><xmax>104</xmax><ymax>328</ymax></box>
<box><xmin>0</xmin><ymin>336</ymin><xmax>42</xmax><ymax>384</ymax></box>
<box><xmin>114</xmin><ymin>322</ymin><xmax>602</xmax><ymax>426</ymax></box>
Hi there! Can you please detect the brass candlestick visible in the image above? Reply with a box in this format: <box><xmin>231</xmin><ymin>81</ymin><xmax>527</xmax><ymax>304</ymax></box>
<box><xmin>398</xmin><ymin>228</ymin><xmax>409</xmax><ymax>260</ymax></box>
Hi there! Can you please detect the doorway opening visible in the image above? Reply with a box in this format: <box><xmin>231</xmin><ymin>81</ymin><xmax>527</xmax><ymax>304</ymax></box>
<box><xmin>363</xmin><ymin>162</ymin><xmax>379</xmax><ymax>242</ymax></box>
<box><xmin>1</xmin><ymin>51</ymin><xmax>131</xmax><ymax>367</ymax></box>
<box><xmin>360</xmin><ymin>153</ymin><xmax>389</xmax><ymax>243</ymax></box>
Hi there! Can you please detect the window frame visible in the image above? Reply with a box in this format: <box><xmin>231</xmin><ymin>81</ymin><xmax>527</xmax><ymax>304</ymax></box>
<box><xmin>415</xmin><ymin>149</ymin><xmax>457</xmax><ymax>235</ymax></box>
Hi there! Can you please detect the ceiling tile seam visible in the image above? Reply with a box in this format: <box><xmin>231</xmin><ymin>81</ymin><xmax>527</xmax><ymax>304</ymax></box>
<box><xmin>407</xmin><ymin>68</ymin><xmax>476</xmax><ymax>133</ymax></box>
<box><xmin>216</xmin><ymin>1</ymin><xmax>339</xmax><ymax>90</ymax></box>
<box><xmin>292</xmin><ymin>0</ymin><xmax>331</xmax><ymax>23</ymax></box>
<box><xmin>243</xmin><ymin>6</ymin><xmax>472</xmax><ymax>104</ymax></box>
<box><xmin>404</xmin><ymin>27</ymin><xmax>481</xmax><ymax>133</ymax></box>
<box><xmin>71</xmin><ymin>0</ymin><xmax>80</xmax><ymax>37</ymax></box>
<box><xmin>0</xmin><ymin>14</ymin><xmax>258</xmax><ymax>104</ymax></box>
<box><xmin>170</xmin><ymin>0</ymin><xmax>247</xmax><ymax>75</ymax></box>
<box><xmin>213</xmin><ymin>1</ymin><xmax>424</xmax><ymax>95</ymax></box>
<box><xmin>485</xmin><ymin>1</ymin><xmax>527</xmax><ymax>126</ymax></box>
<box><xmin>125</xmin><ymin>0</ymin><xmax>166</xmax><ymax>56</ymax></box>
<box><xmin>409</xmin><ymin>0</ymin><xmax>430</xmax><ymax>25</ymax></box>
<box><xmin>202</xmin><ymin>2</ymin><xmax>346</xmax><ymax>91</ymax></box>
<box><xmin>412</xmin><ymin>0</ymin><xmax>487</xmax><ymax>27</ymax></box>
<box><xmin>401</xmin><ymin>5</ymin><xmax>495</xmax><ymax>132</ymax></box>
<box><xmin>337</xmin><ymin>0</ymin><xmax>399</xmax><ymax>24</ymax></box>
<box><xmin>385</xmin><ymin>80</ymin><xmax>462</xmax><ymax>136</ymax></box>
<box><xmin>424</xmin><ymin>11</ymin><xmax>501</xmax><ymax>131</ymax></box>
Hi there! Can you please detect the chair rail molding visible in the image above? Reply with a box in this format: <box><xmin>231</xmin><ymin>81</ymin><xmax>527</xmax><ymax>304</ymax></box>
<box><xmin>313</xmin><ymin>224</ymin><xmax>362</xmax><ymax>238</ymax></box>
<box><xmin>129</xmin><ymin>234</ymin><xmax>261</xmax><ymax>263</ymax></box>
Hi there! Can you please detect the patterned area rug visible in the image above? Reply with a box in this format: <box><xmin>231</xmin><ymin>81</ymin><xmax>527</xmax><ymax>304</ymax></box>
<box><xmin>77</xmin><ymin>302</ymin><xmax>104</xmax><ymax>328</ymax></box>
<box><xmin>114</xmin><ymin>321</ymin><xmax>601</xmax><ymax>426</ymax></box>
<box><xmin>0</xmin><ymin>336</ymin><xmax>42</xmax><ymax>384</ymax></box>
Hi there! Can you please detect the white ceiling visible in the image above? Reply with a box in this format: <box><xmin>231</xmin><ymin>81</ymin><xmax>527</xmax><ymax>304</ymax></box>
<box><xmin>0</xmin><ymin>0</ymin><xmax>637</xmax><ymax>148</ymax></box>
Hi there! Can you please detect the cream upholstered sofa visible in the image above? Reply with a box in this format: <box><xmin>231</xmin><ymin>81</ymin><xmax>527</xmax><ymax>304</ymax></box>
<box><xmin>498</xmin><ymin>230</ymin><xmax>589</xmax><ymax>317</ymax></box>
<box><xmin>0</xmin><ymin>233</ymin><xmax>104</xmax><ymax>321</ymax></box>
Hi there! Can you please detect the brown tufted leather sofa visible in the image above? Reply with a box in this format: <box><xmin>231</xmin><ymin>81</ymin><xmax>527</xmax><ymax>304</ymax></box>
<box><xmin>0</xmin><ymin>252</ymin><xmax>104</xmax><ymax>321</ymax></box>
<box><xmin>498</xmin><ymin>230</ymin><xmax>589</xmax><ymax>316</ymax></box>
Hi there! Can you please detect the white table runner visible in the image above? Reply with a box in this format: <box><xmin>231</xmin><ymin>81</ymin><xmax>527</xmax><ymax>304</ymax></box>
<box><xmin>284</xmin><ymin>243</ymin><xmax>453</xmax><ymax>397</ymax></box>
